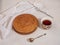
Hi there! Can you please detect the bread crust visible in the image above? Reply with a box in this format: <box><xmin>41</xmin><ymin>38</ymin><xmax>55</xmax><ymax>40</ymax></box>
<box><xmin>12</xmin><ymin>14</ymin><xmax>38</xmax><ymax>35</ymax></box>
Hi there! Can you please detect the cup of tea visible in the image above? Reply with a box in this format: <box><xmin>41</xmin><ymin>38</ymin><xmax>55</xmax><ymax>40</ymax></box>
<box><xmin>41</xmin><ymin>17</ymin><xmax>53</xmax><ymax>30</ymax></box>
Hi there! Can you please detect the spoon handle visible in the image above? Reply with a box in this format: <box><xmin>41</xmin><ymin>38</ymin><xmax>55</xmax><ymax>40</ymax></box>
<box><xmin>34</xmin><ymin>33</ymin><xmax>46</xmax><ymax>39</ymax></box>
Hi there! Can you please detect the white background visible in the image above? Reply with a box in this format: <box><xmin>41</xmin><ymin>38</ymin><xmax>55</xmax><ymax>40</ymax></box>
<box><xmin>0</xmin><ymin>0</ymin><xmax>60</xmax><ymax>45</ymax></box>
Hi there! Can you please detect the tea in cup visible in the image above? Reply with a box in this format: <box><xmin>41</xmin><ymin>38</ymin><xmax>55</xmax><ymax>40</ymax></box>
<box><xmin>41</xmin><ymin>17</ymin><xmax>53</xmax><ymax>29</ymax></box>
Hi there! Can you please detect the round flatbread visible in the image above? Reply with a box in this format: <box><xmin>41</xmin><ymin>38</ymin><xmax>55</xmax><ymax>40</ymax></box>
<box><xmin>12</xmin><ymin>14</ymin><xmax>38</xmax><ymax>34</ymax></box>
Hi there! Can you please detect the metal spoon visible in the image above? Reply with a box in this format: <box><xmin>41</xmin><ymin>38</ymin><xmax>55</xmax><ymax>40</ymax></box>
<box><xmin>27</xmin><ymin>33</ymin><xmax>46</xmax><ymax>42</ymax></box>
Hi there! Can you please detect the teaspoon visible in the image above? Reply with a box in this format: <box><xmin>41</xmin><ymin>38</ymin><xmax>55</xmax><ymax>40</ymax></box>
<box><xmin>27</xmin><ymin>33</ymin><xmax>46</xmax><ymax>42</ymax></box>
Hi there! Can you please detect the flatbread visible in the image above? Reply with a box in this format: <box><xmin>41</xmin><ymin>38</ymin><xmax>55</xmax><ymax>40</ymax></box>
<box><xmin>12</xmin><ymin>14</ymin><xmax>38</xmax><ymax>34</ymax></box>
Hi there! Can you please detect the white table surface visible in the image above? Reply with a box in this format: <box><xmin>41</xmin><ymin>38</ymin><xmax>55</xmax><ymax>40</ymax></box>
<box><xmin>0</xmin><ymin>0</ymin><xmax>60</xmax><ymax>45</ymax></box>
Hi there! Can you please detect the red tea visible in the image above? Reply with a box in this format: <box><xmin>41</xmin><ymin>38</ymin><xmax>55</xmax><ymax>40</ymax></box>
<box><xmin>43</xmin><ymin>20</ymin><xmax>51</xmax><ymax>25</ymax></box>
